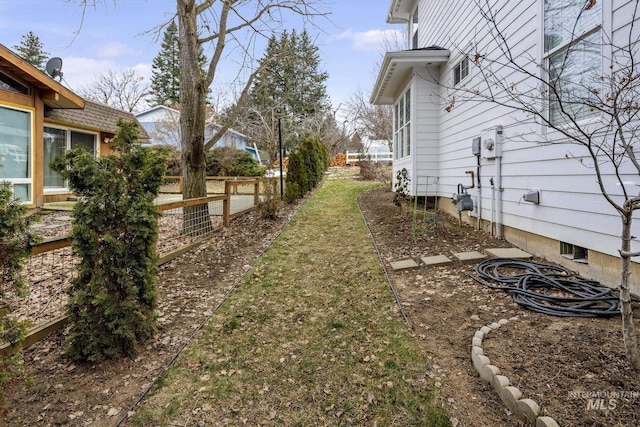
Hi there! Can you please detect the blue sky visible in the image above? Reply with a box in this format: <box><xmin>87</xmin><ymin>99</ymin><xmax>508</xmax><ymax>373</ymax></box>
<box><xmin>0</xmin><ymin>1</ymin><xmax>402</xmax><ymax>116</ymax></box>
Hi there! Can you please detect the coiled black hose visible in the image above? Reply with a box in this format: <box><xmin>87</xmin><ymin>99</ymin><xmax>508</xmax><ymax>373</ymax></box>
<box><xmin>469</xmin><ymin>258</ymin><xmax>637</xmax><ymax>318</ymax></box>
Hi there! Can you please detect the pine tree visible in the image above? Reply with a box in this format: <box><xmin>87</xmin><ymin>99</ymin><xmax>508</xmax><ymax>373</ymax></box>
<box><xmin>13</xmin><ymin>32</ymin><xmax>49</xmax><ymax>71</ymax></box>
<box><xmin>150</xmin><ymin>20</ymin><xmax>207</xmax><ymax>106</ymax></box>
<box><xmin>151</xmin><ymin>21</ymin><xmax>180</xmax><ymax>106</ymax></box>
<box><xmin>235</xmin><ymin>29</ymin><xmax>330</xmax><ymax>156</ymax></box>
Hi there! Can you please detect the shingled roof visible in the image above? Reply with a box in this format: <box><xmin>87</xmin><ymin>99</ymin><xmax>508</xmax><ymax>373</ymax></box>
<box><xmin>44</xmin><ymin>100</ymin><xmax>149</xmax><ymax>140</ymax></box>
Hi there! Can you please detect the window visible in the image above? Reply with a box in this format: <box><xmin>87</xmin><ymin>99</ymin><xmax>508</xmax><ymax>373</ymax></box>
<box><xmin>393</xmin><ymin>88</ymin><xmax>411</xmax><ymax>160</ymax></box>
<box><xmin>453</xmin><ymin>57</ymin><xmax>469</xmax><ymax>85</ymax></box>
<box><xmin>0</xmin><ymin>71</ymin><xmax>30</xmax><ymax>95</ymax></box>
<box><xmin>44</xmin><ymin>126</ymin><xmax>97</xmax><ymax>190</ymax></box>
<box><xmin>0</xmin><ymin>105</ymin><xmax>32</xmax><ymax>203</ymax></box>
<box><xmin>560</xmin><ymin>241</ymin><xmax>588</xmax><ymax>264</ymax></box>
<box><xmin>410</xmin><ymin>6</ymin><xmax>419</xmax><ymax>49</ymax></box>
<box><xmin>544</xmin><ymin>0</ymin><xmax>601</xmax><ymax>124</ymax></box>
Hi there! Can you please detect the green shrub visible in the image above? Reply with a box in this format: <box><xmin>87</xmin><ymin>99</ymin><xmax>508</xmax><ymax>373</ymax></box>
<box><xmin>257</xmin><ymin>179</ymin><xmax>280</xmax><ymax>219</ymax></box>
<box><xmin>51</xmin><ymin>120</ymin><xmax>167</xmax><ymax>362</ymax></box>
<box><xmin>150</xmin><ymin>144</ymin><xmax>181</xmax><ymax>176</ymax></box>
<box><xmin>284</xmin><ymin>180</ymin><xmax>301</xmax><ymax>204</ymax></box>
<box><xmin>205</xmin><ymin>146</ymin><xmax>262</xmax><ymax>177</ymax></box>
<box><xmin>0</xmin><ymin>180</ymin><xmax>39</xmax><ymax>401</ymax></box>
<box><xmin>284</xmin><ymin>137</ymin><xmax>328</xmax><ymax>202</ymax></box>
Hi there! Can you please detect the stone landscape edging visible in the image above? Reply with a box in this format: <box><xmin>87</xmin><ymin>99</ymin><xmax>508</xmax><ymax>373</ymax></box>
<box><xmin>471</xmin><ymin>316</ymin><xmax>561</xmax><ymax>427</ymax></box>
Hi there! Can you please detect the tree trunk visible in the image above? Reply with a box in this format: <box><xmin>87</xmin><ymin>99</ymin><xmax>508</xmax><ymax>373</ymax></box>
<box><xmin>177</xmin><ymin>0</ymin><xmax>212</xmax><ymax>236</ymax></box>
<box><xmin>620</xmin><ymin>211</ymin><xmax>640</xmax><ymax>375</ymax></box>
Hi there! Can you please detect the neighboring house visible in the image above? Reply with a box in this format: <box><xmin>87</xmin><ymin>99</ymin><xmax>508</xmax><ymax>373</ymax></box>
<box><xmin>135</xmin><ymin>105</ymin><xmax>181</xmax><ymax>146</ymax></box>
<box><xmin>0</xmin><ymin>43</ymin><xmax>147</xmax><ymax>207</ymax></box>
<box><xmin>371</xmin><ymin>1</ymin><xmax>640</xmax><ymax>291</ymax></box>
<box><xmin>43</xmin><ymin>100</ymin><xmax>149</xmax><ymax>203</ymax></box>
<box><xmin>135</xmin><ymin>105</ymin><xmax>262</xmax><ymax>162</ymax></box>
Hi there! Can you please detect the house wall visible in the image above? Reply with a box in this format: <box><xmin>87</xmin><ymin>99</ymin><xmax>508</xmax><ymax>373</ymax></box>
<box><xmin>408</xmin><ymin>0</ymin><xmax>640</xmax><ymax>289</ymax></box>
<box><xmin>412</xmin><ymin>65</ymin><xmax>441</xmax><ymax>195</ymax></box>
<box><xmin>0</xmin><ymin>78</ymin><xmax>43</xmax><ymax>207</ymax></box>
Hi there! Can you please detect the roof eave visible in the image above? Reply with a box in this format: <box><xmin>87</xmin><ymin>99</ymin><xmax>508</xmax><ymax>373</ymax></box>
<box><xmin>0</xmin><ymin>43</ymin><xmax>84</xmax><ymax>109</ymax></box>
<box><xmin>370</xmin><ymin>49</ymin><xmax>450</xmax><ymax>105</ymax></box>
<box><xmin>386</xmin><ymin>0</ymin><xmax>416</xmax><ymax>24</ymax></box>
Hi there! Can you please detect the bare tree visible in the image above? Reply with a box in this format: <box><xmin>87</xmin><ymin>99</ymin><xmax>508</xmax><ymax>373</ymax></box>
<box><xmin>148</xmin><ymin>107</ymin><xmax>182</xmax><ymax>147</ymax></box>
<box><xmin>443</xmin><ymin>0</ymin><xmax>640</xmax><ymax>373</ymax></box>
<box><xmin>176</xmin><ymin>1</ymin><xmax>327</xmax><ymax>202</ymax></box>
<box><xmin>345</xmin><ymin>87</ymin><xmax>393</xmax><ymax>149</ymax></box>
<box><xmin>79</xmin><ymin>69</ymin><xmax>150</xmax><ymax>113</ymax></box>
<box><xmin>72</xmin><ymin>0</ymin><xmax>327</xmax><ymax>201</ymax></box>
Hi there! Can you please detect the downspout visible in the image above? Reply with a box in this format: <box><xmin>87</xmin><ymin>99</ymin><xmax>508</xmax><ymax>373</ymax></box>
<box><xmin>495</xmin><ymin>126</ymin><xmax>504</xmax><ymax>238</ymax></box>
<box><xmin>495</xmin><ymin>156</ymin><xmax>503</xmax><ymax>238</ymax></box>
<box><xmin>476</xmin><ymin>154</ymin><xmax>481</xmax><ymax>230</ymax></box>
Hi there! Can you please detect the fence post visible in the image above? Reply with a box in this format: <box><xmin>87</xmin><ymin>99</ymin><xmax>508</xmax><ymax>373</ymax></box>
<box><xmin>224</xmin><ymin>180</ymin><xmax>232</xmax><ymax>227</ymax></box>
<box><xmin>254</xmin><ymin>179</ymin><xmax>260</xmax><ymax>206</ymax></box>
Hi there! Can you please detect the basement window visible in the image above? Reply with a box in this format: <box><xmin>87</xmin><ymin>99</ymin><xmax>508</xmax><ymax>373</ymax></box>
<box><xmin>560</xmin><ymin>242</ymin><xmax>588</xmax><ymax>264</ymax></box>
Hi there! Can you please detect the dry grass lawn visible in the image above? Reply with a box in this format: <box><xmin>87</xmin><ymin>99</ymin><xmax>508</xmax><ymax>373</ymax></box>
<box><xmin>128</xmin><ymin>175</ymin><xmax>450</xmax><ymax>426</ymax></box>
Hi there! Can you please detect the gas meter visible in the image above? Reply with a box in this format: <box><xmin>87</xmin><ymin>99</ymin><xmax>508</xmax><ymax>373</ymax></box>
<box><xmin>451</xmin><ymin>183</ymin><xmax>473</xmax><ymax>212</ymax></box>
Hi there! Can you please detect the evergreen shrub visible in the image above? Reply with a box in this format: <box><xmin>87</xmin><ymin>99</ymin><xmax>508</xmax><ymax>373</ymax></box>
<box><xmin>51</xmin><ymin>120</ymin><xmax>167</xmax><ymax>362</ymax></box>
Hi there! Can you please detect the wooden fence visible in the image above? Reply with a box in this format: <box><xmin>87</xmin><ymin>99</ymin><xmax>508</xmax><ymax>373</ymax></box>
<box><xmin>1</xmin><ymin>177</ymin><xmax>277</xmax><ymax>355</ymax></box>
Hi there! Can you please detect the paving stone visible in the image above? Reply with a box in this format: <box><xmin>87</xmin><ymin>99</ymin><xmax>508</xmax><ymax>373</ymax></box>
<box><xmin>474</xmin><ymin>330</ymin><xmax>485</xmax><ymax>340</ymax></box>
<box><xmin>480</xmin><ymin>325</ymin><xmax>492</xmax><ymax>335</ymax></box>
<box><xmin>471</xmin><ymin>345</ymin><xmax>484</xmax><ymax>357</ymax></box>
<box><xmin>489</xmin><ymin>322</ymin><xmax>502</xmax><ymax>330</ymax></box>
<box><xmin>479</xmin><ymin>364</ymin><xmax>500</xmax><ymax>383</ymax></box>
<box><xmin>389</xmin><ymin>259</ymin><xmax>419</xmax><ymax>270</ymax></box>
<box><xmin>472</xmin><ymin>353</ymin><xmax>490</xmax><ymax>373</ymax></box>
<box><xmin>492</xmin><ymin>374</ymin><xmax>510</xmax><ymax>391</ymax></box>
<box><xmin>536</xmin><ymin>416</ymin><xmax>560</xmax><ymax>427</ymax></box>
<box><xmin>517</xmin><ymin>398</ymin><xmax>540</xmax><ymax>423</ymax></box>
<box><xmin>453</xmin><ymin>250</ymin><xmax>486</xmax><ymax>263</ymax></box>
<box><xmin>498</xmin><ymin>318</ymin><xmax>509</xmax><ymax>325</ymax></box>
<box><xmin>485</xmin><ymin>247</ymin><xmax>533</xmax><ymax>259</ymax></box>
<box><xmin>499</xmin><ymin>386</ymin><xmax>522</xmax><ymax>413</ymax></box>
<box><xmin>54</xmin><ymin>215</ymin><xmax>73</xmax><ymax>221</ymax></box>
<box><xmin>420</xmin><ymin>255</ymin><xmax>452</xmax><ymax>267</ymax></box>
<box><xmin>472</xmin><ymin>336</ymin><xmax>482</xmax><ymax>347</ymax></box>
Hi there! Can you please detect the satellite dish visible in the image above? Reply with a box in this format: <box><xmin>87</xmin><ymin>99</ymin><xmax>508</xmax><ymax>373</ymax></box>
<box><xmin>45</xmin><ymin>57</ymin><xmax>63</xmax><ymax>81</ymax></box>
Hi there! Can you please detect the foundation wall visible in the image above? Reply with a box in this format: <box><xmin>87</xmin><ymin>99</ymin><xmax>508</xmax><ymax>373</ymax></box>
<box><xmin>438</xmin><ymin>198</ymin><xmax>640</xmax><ymax>295</ymax></box>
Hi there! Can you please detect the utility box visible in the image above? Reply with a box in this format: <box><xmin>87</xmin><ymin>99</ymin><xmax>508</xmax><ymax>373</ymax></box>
<box><xmin>481</xmin><ymin>126</ymin><xmax>503</xmax><ymax>159</ymax></box>
<box><xmin>472</xmin><ymin>137</ymin><xmax>481</xmax><ymax>156</ymax></box>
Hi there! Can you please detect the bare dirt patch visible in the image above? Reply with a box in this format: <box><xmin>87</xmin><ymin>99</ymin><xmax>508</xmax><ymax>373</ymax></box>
<box><xmin>358</xmin><ymin>186</ymin><xmax>640</xmax><ymax>427</ymax></box>
<box><xmin>4</xmin><ymin>202</ymin><xmax>299</xmax><ymax>426</ymax></box>
<box><xmin>4</xmin><ymin>181</ymin><xmax>640</xmax><ymax>426</ymax></box>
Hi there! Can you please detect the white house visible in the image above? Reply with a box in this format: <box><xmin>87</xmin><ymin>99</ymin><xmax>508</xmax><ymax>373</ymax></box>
<box><xmin>371</xmin><ymin>0</ymin><xmax>640</xmax><ymax>292</ymax></box>
<box><xmin>135</xmin><ymin>105</ymin><xmax>262</xmax><ymax>162</ymax></box>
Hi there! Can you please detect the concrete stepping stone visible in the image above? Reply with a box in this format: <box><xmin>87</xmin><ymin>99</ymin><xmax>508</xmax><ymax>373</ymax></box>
<box><xmin>420</xmin><ymin>255</ymin><xmax>452</xmax><ymax>267</ymax></box>
<box><xmin>389</xmin><ymin>258</ymin><xmax>419</xmax><ymax>270</ymax></box>
<box><xmin>485</xmin><ymin>247</ymin><xmax>532</xmax><ymax>259</ymax></box>
<box><xmin>453</xmin><ymin>251</ymin><xmax>486</xmax><ymax>263</ymax></box>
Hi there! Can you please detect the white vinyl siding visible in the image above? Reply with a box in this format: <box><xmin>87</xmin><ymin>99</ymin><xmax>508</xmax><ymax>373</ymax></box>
<box><xmin>403</xmin><ymin>0</ymin><xmax>638</xmax><ymax>264</ymax></box>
